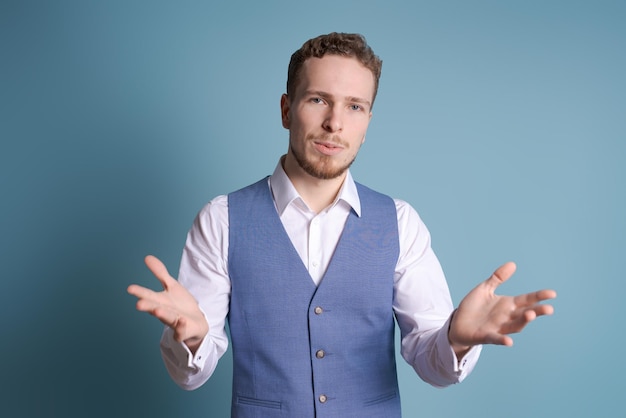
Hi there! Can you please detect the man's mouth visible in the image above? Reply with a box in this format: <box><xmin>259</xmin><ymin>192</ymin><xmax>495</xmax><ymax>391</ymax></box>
<box><xmin>313</xmin><ymin>141</ymin><xmax>344</xmax><ymax>156</ymax></box>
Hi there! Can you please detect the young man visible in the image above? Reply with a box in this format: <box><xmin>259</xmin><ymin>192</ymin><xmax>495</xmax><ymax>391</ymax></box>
<box><xmin>128</xmin><ymin>33</ymin><xmax>557</xmax><ymax>417</ymax></box>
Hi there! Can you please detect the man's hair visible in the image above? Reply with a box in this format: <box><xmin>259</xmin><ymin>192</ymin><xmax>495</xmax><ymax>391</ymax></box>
<box><xmin>286</xmin><ymin>32</ymin><xmax>383</xmax><ymax>105</ymax></box>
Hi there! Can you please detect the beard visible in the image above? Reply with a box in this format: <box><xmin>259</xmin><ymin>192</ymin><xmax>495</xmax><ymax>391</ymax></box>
<box><xmin>290</xmin><ymin>135</ymin><xmax>357</xmax><ymax>180</ymax></box>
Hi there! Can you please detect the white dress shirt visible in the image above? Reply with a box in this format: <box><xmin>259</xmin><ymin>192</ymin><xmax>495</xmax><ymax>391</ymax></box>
<box><xmin>160</xmin><ymin>159</ymin><xmax>481</xmax><ymax>390</ymax></box>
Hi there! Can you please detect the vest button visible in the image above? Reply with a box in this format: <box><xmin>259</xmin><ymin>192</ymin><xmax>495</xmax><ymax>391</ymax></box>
<box><xmin>314</xmin><ymin>306</ymin><xmax>323</xmax><ymax>315</ymax></box>
<box><xmin>316</xmin><ymin>349</ymin><xmax>325</xmax><ymax>359</ymax></box>
<box><xmin>319</xmin><ymin>394</ymin><xmax>327</xmax><ymax>403</ymax></box>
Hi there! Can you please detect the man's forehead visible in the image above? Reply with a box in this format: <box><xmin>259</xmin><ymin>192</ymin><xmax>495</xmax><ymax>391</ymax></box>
<box><xmin>297</xmin><ymin>55</ymin><xmax>375</xmax><ymax>98</ymax></box>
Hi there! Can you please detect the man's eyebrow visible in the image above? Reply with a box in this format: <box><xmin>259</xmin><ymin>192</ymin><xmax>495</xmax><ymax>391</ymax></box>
<box><xmin>304</xmin><ymin>90</ymin><xmax>372</xmax><ymax>108</ymax></box>
<box><xmin>346</xmin><ymin>96</ymin><xmax>372</xmax><ymax>108</ymax></box>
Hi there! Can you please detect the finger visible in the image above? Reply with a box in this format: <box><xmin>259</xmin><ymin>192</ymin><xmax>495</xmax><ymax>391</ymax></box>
<box><xmin>501</xmin><ymin>306</ymin><xmax>553</xmax><ymax>335</ymax></box>
<box><xmin>135</xmin><ymin>298</ymin><xmax>162</xmax><ymax>313</ymax></box>
<box><xmin>513</xmin><ymin>289</ymin><xmax>557</xmax><ymax>306</ymax></box>
<box><xmin>484</xmin><ymin>331</ymin><xmax>514</xmax><ymax>347</ymax></box>
<box><xmin>500</xmin><ymin>335</ymin><xmax>514</xmax><ymax>347</ymax></box>
<box><xmin>507</xmin><ymin>307</ymin><xmax>538</xmax><ymax>328</ymax></box>
<box><xmin>523</xmin><ymin>309</ymin><xmax>537</xmax><ymax>323</ymax></box>
<box><xmin>144</xmin><ymin>255</ymin><xmax>176</xmax><ymax>289</ymax></box>
<box><xmin>152</xmin><ymin>305</ymin><xmax>181</xmax><ymax>328</ymax></box>
<box><xmin>532</xmin><ymin>303</ymin><xmax>555</xmax><ymax>317</ymax></box>
<box><xmin>127</xmin><ymin>284</ymin><xmax>158</xmax><ymax>300</ymax></box>
<box><xmin>484</xmin><ymin>261</ymin><xmax>517</xmax><ymax>292</ymax></box>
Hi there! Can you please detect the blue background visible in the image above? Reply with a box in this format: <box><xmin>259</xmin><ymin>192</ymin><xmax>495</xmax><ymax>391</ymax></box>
<box><xmin>1</xmin><ymin>1</ymin><xmax>624</xmax><ymax>417</ymax></box>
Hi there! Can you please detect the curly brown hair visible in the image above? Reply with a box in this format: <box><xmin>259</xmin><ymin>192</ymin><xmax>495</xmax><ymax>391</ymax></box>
<box><xmin>286</xmin><ymin>32</ymin><xmax>383</xmax><ymax>106</ymax></box>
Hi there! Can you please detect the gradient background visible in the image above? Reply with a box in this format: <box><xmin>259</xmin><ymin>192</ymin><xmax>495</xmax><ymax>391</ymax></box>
<box><xmin>1</xmin><ymin>1</ymin><xmax>624</xmax><ymax>417</ymax></box>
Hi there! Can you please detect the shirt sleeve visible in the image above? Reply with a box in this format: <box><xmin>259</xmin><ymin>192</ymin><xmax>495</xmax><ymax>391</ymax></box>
<box><xmin>159</xmin><ymin>195</ymin><xmax>231</xmax><ymax>390</ymax></box>
<box><xmin>393</xmin><ymin>199</ymin><xmax>481</xmax><ymax>388</ymax></box>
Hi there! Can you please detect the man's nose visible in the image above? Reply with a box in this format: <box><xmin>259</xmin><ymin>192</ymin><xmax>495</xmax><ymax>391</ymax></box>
<box><xmin>322</xmin><ymin>106</ymin><xmax>343</xmax><ymax>132</ymax></box>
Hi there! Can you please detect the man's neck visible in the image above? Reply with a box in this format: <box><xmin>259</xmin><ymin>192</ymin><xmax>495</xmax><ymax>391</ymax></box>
<box><xmin>282</xmin><ymin>156</ymin><xmax>346</xmax><ymax>214</ymax></box>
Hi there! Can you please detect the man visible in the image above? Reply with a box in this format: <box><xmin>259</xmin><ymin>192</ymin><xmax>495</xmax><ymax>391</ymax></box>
<box><xmin>128</xmin><ymin>33</ymin><xmax>557</xmax><ymax>417</ymax></box>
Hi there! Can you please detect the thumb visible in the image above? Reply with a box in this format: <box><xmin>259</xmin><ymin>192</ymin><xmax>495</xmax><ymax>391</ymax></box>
<box><xmin>485</xmin><ymin>261</ymin><xmax>517</xmax><ymax>293</ymax></box>
<box><xmin>145</xmin><ymin>255</ymin><xmax>175</xmax><ymax>289</ymax></box>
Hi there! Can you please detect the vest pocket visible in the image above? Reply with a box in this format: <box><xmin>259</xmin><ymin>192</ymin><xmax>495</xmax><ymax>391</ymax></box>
<box><xmin>236</xmin><ymin>395</ymin><xmax>282</xmax><ymax>410</ymax></box>
<box><xmin>362</xmin><ymin>390</ymin><xmax>398</xmax><ymax>407</ymax></box>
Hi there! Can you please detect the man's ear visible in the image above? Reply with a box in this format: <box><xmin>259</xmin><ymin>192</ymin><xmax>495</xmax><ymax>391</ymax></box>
<box><xmin>280</xmin><ymin>94</ymin><xmax>290</xmax><ymax>129</ymax></box>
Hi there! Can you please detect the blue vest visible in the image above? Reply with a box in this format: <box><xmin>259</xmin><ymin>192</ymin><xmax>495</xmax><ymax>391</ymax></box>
<box><xmin>228</xmin><ymin>178</ymin><xmax>401</xmax><ymax>417</ymax></box>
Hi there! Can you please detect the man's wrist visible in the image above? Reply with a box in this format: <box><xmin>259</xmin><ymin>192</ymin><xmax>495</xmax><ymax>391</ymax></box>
<box><xmin>447</xmin><ymin>309</ymin><xmax>471</xmax><ymax>358</ymax></box>
<box><xmin>184</xmin><ymin>336</ymin><xmax>205</xmax><ymax>355</ymax></box>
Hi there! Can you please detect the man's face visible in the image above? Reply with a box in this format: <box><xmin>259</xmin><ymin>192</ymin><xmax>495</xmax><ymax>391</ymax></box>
<box><xmin>281</xmin><ymin>55</ymin><xmax>374</xmax><ymax>180</ymax></box>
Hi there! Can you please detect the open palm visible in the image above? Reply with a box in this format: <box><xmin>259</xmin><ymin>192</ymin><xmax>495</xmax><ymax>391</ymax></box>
<box><xmin>127</xmin><ymin>255</ymin><xmax>208</xmax><ymax>351</ymax></box>
<box><xmin>449</xmin><ymin>262</ymin><xmax>557</xmax><ymax>348</ymax></box>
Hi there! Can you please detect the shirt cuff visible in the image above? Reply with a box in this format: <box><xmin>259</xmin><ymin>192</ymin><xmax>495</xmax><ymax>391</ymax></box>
<box><xmin>437</xmin><ymin>315</ymin><xmax>482</xmax><ymax>376</ymax></box>
<box><xmin>160</xmin><ymin>308</ymin><xmax>214</xmax><ymax>371</ymax></box>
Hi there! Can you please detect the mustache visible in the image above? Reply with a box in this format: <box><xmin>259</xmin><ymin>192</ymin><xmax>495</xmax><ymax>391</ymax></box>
<box><xmin>306</xmin><ymin>133</ymin><xmax>347</xmax><ymax>147</ymax></box>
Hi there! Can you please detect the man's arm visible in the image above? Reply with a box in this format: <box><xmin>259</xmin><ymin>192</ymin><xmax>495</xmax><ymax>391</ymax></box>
<box><xmin>128</xmin><ymin>197</ymin><xmax>231</xmax><ymax>390</ymax></box>
<box><xmin>394</xmin><ymin>200</ymin><xmax>557</xmax><ymax>387</ymax></box>
<box><xmin>393</xmin><ymin>200</ymin><xmax>481</xmax><ymax>387</ymax></box>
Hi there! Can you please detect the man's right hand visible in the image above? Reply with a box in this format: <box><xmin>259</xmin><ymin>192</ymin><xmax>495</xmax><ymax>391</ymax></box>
<box><xmin>127</xmin><ymin>255</ymin><xmax>209</xmax><ymax>353</ymax></box>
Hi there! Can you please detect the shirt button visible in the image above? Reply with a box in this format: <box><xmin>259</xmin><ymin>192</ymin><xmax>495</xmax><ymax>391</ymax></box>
<box><xmin>314</xmin><ymin>306</ymin><xmax>323</xmax><ymax>315</ymax></box>
<box><xmin>319</xmin><ymin>394</ymin><xmax>327</xmax><ymax>403</ymax></box>
<box><xmin>316</xmin><ymin>349</ymin><xmax>325</xmax><ymax>359</ymax></box>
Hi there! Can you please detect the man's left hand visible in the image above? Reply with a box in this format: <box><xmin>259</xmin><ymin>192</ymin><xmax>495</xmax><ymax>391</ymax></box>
<box><xmin>448</xmin><ymin>262</ymin><xmax>557</xmax><ymax>354</ymax></box>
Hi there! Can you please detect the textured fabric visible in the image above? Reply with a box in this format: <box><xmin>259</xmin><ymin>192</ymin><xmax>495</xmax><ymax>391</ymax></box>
<box><xmin>159</xmin><ymin>162</ymin><xmax>482</xmax><ymax>392</ymax></box>
<box><xmin>228</xmin><ymin>177</ymin><xmax>401</xmax><ymax>417</ymax></box>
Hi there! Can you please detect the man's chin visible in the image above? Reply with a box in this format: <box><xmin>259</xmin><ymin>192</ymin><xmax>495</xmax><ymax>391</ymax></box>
<box><xmin>290</xmin><ymin>144</ymin><xmax>353</xmax><ymax>180</ymax></box>
<box><xmin>302</xmin><ymin>160</ymin><xmax>350</xmax><ymax>180</ymax></box>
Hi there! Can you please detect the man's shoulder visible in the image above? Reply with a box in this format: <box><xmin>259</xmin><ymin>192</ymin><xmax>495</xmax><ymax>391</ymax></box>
<box><xmin>228</xmin><ymin>176</ymin><xmax>270</xmax><ymax>198</ymax></box>
<box><xmin>354</xmin><ymin>182</ymin><xmax>422</xmax><ymax>226</ymax></box>
<box><xmin>354</xmin><ymin>181</ymin><xmax>393</xmax><ymax>200</ymax></box>
<box><xmin>354</xmin><ymin>182</ymin><xmax>412</xmax><ymax>209</ymax></box>
<box><xmin>197</xmin><ymin>194</ymin><xmax>229</xmax><ymax>218</ymax></box>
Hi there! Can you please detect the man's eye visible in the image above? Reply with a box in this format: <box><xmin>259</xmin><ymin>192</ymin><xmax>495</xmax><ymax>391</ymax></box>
<box><xmin>350</xmin><ymin>104</ymin><xmax>363</xmax><ymax>111</ymax></box>
<box><xmin>311</xmin><ymin>97</ymin><xmax>323</xmax><ymax>104</ymax></box>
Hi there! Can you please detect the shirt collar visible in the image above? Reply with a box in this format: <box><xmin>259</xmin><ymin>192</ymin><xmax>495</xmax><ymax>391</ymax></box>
<box><xmin>269</xmin><ymin>156</ymin><xmax>362</xmax><ymax>217</ymax></box>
